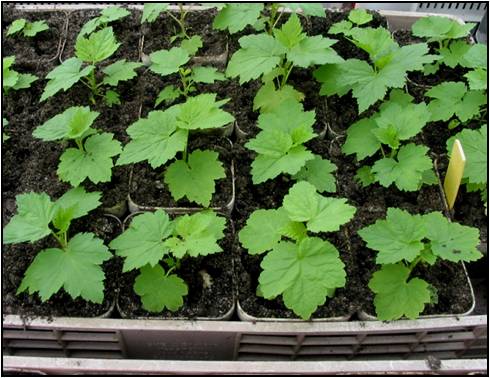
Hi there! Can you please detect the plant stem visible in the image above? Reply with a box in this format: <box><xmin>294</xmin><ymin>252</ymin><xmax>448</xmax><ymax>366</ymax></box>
<box><xmin>75</xmin><ymin>138</ymin><xmax>85</xmax><ymax>152</ymax></box>
<box><xmin>281</xmin><ymin>61</ymin><xmax>294</xmax><ymax>88</ymax></box>
<box><xmin>182</xmin><ymin>130</ymin><xmax>189</xmax><ymax>162</ymax></box>
<box><xmin>408</xmin><ymin>255</ymin><xmax>422</xmax><ymax>272</ymax></box>
<box><xmin>267</xmin><ymin>3</ymin><xmax>279</xmax><ymax>34</ymax></box>
<box><xmin>51</xmin><ymin>231</ymin><xmax>67</xmax><ymax>249</ymax></box>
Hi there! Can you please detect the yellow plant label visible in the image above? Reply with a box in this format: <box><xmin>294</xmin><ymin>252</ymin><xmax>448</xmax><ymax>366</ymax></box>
<box><xmin>444</xmin><ymin>139</ymin><xmax>466</xmax><ymax>210</ymax></box>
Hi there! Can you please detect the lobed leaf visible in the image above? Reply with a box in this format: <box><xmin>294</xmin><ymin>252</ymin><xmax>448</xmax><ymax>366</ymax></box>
<box><xmin>213</xmin><ymin>3</ymin><xmax>263</xmax><ymax>34</ymax></box>
<box><xmin>102</xmin><ymin>59</ymin><xmax>142</xmax><ymax>86</ymax></box>
<box><xmin>75</xmin><ymin>27</ymin><xmax>120</xmax><ymax>64</ymax></box>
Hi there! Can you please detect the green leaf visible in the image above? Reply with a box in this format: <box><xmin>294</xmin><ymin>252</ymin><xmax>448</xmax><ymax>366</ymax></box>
<box><xmin>100</xmin><ymin>6</ymin><xmax>130</xmax><ymax>23</ymax></box>
<box><xmin>33</xmin><ymin>106</ymin><xmax>99</xmax><ymax>141</ymax></box>
<box><xmin>141</xmin><ymin>3</ymin><xmax>169</xmax><ymax>23</ymax></box>
<box><xmin>55</xmin><ymin>186</ymin><xmax>102</xmax><ymax>221</ymax></box>
<box><xmin>274</xmin><ymin>13</ymin><xmax>306</xmax><ymax>50</ymax></box>
<box><xmin>358</xmin><ymin>207</ymin><xmax>426</xmax><ymax>264</ymax></box>
<box><xmin>149</xmin><ymin>47</ymin><xmax>190</xmax><ymax>76</ymax></box>
<box><xmin>75</xmin><ymin>27</ymin><xmax>120</xmax><ymax>64</ymax></box>
<box><xmin>226</xmin><ymin>34</ymin><xmax>286</xmax><ymax>84</ymax></box>
<box><xmin>329</xmin><ymin>20</ymin><xmax>353</xmax><ymax>35</ymax></box>
<box><xmin>372</xmin><ymin>144</ymin><xmax>433</xmax><ymax>191</ymax></box>
<box><xmin>18</xmin><ymin>233</ymin><xmax>112</xmax><ymax>303</ymax></box>
<box><xmin>164</xmin><ymin>149</ymin><xmax>225</xmax><ymax>207</ymax></box>
<box><xmin>7</xmin><ymin>19</ymin><xmax>27</xmax><ymax>36</ymax></box>
<box><xmin>102</xmin><ymin>59</ymin><xmax>142</xmax><ymax>86</ymax></box>
<box><xmin>412</xmin><ymin>16</ymin><xmax>475</xmax><ymax>42</ymax></box>
<box><xmin>3</xmin><ymin>193</ymin><xmax>55</xmax><ymax>244</ymax></box>
<box><xmin>355</xmin><ymin>166</ymin><xmax>376</xmax><ymax>187</ymax></box>
<box><xmin>58</xmin><ymin>133</ymin><xmax>122</xmax><ymax>186</ymax></box>
<box><xmin>23</xmin><ymin>20</ymin><xmax>49</xmax><ymax>37</ymax></box>
<box><xmin>292</xmin><ymin>155</ymin><xmax>337</xmax><ymax>193</ymax></box>
<box><xmin>191</xmin><ymin>66</ymin><xmax>225</xmax><ymax>83</ymax></box>
<box><xmin>464</xmin><ymin>68</ymin><xmax>487</xmax><ymax>91</ymax></box>
<box><xmin>12</xmin><ymin>73</ymin><xmax>38</xmax><ymax>90</ymax></box>
<box><xmin>165</xmin><ymin>211</ymin><xmax>225</xmax><ymax>258</ymax></box>
<box><xmin>348</xmin><ymin>9</ymin><xmax>373</xmax><ymax>25</ymax></box>
<box><xmin>3</xmin><ymin>56</ymin><xmax>19</xmax><ymax>89</ymax></box>
<box><xmin>155</xmin><ymin>85</ymin><xmax>181</xmax><ymax>107</ymax></box>
<box><xmin>461</xmin><ymin>43</ymin><xmax>487</xmax><ymax>69</ymax></box>
<box><xmin>173</xmin><ymin>93</ymin><xmax>234</xmax><ymax>130</ymax></box>
<box><xmin>78</xmin><ymin>18</ymin><xmax>102</xmax><ymax>39</ymax></box>
<box><xmin>253</xmin><ymin>81</ymin><xmax>304</xmax><ymax>113</ymax></box>
<box><xmin>427</xmin><ymin>82</ymin><xmax>486</xmax><ymax>122</ymax></box>
<box><xmin>259</xmin><ymin>237</ymin><xmax>346</xmax><ymax>319</ymax></box>
<box><xmin>40</xmin><ymin>57</ymin><xmax>95</xmax><ymax>101</ymax></box>
<box><xmin>134</xmin><ymin>264</ymin><xmax>187</xmax><ymax>312</ymax></box>
<box><xmin>213</xmin><ymin>3</ymin><xmax>263</xmax><ymax>34</ymax></box>
<box><xmin>447</xmin><ymin>125</ymin><xmax>486</xmax><ymax>186</ymax></box>
<box><xmin>110</xmin><ymin>210</ymin><xmax>174</xmax><ymax>272</ymax></box>
<box><xmin>342</xmin><ymin>118</ymin><xmax>381</xmax><ymax>160</ymax></box>
<box><xmin>369</xmin><ymin>264</ymin><xmax>431</xmax><ymax>320</ymax></box>
<box><xmin>423</xmin><ymin>212</ymin><xmax>482</xmax><ymax>263</ymax></box>
<box><xmin>287</xmin><ymin>35</ymin><xmax>344</xmax><ymax>68</ymax></box>
<box><xmin>180</xmin><ymin>35</ymin><xmax>203</xmax><ymax>55</ymax></box>
<box><xmin>239</xmin><ymin>208</ymin><xmax>290</xmax><ymax>255</ymax></box>
<box><xmin>439</xmin><ymin>40</ymin><xmax>471</xmax><ymax>68</ymax></box>
<box><xmin>287</xmin><ymin>3</ymin><xmax>326</xmax><ymax>17</ymax></box>
<box><xmin>104</xmin><ymin>89</ymin><xmax>121</xmax><ymax>107</ymax></box>
<box><xmin>117</xmin><ymin>108</ymin><xmax>186</xmax><ymax>168</ymax></box>
<box><xmin>348</xmin><ymin>27</ymin><xmax>397</xmax><ymax>64</ymax></box>
<box><xmin>282</xmin><ymin>181</ymin><xmax>356</xmax><ymax>233</ymax></box>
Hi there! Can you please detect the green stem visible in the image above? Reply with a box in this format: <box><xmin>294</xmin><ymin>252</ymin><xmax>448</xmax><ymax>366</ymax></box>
<box><xmin>389</xmin><ymin>148</ymin><xmax>397</xmax><ymax>159</ymax></box>
<box><xmin>380</xmin><ymin>145</ymin><xmax>386</xmax><ymax>158</ymax></box>
<box><xmin>51</xmin><ymin>231</ymin><xmax>67</xmax><ymax>249</ymax></box>
<box><xmin>280</xmin><ymin>61</ymin><xmax>294</xmax><ymax>88</ymax></box>
<box><xmin>271</xmin><ymin>10</ymin><xmax>283</xmax><ymax>31</ymax></box>
<box><xmin>408</xmin><ymin>255</ymin><xmax>422</xmax><ymax>273</ymax></box>
<box><xmin>75</xmin><ymin>138</ymin><xmax>85</xmax><ymax>152</ymax></box>
<box><xmin>182</xmin><ymin>130</ymin><xmax>189</xmax><ymax>162</ymax></box>
<box><xmin>267</xmin><ymin>3</ymin><xmax>279</xmax><ymax>34</ymax></box>
<box><xmin>166</xmin><ymin>266</ymin><xmax>176</xmax><ymax>277</ymax></box>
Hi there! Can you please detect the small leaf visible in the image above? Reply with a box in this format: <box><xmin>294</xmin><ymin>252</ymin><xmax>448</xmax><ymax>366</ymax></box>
<box><xmin>191</xmin><ymin>66</ymin><xmax>225</xmax><ymax>83</ymax></box>
<box><xmin>55</xmin><ymin>186</ymin><xmax>102</xmax><ymax>221</ymax></box>
<box><xmin>23</xmin><ymin>20</ymin><xmax>49</xmax><ymax>37</ymax></box>
<box><xmin>253</xmin><ymin>81</ymin><xmax>304</xmax><ymax>113</ymax></box>
<box><xmin>134</xmin><ymin>264</ymin><xmax>188</xmax><ymax>312</ymax></box>
<box><xmin>348</xmin><ymin>9</ymin><xmax>373</xmax><ymax>25</ymax></box>
<box><xmin>149</xmin><ymin>47</ymin><xmax>190</xmax><ymax>76</ymax></box>
<box><xmin>75</xmin><ymin>27</ymin><xmax>120</xmax><ymax>64</ymax></box>
<box><xmin>110</xmin><ymin>210</ymin><xmax>174</xmax><ymax>272</ymax></box>
<box><xmin>287</xmin><ymin>3</ymin><xmax>326</xmax><ymax>17</ymax></box>
<box><xmin>11</xmin><ymin>73</ymin><xmax>38</xmax><ymax>90</ymax></box>
<box><xmin>342</xmin><ymin>118</ymin><xmax>381</xmax><ymax>160</ymax></box>
<box><xmin>412</xmin><ymin>16</ymin><xmax>475</xmax><ymax>42</ymax></box>
<box><xmin>464</xmin><ymin>68</ymin><xmax>487</xmax><ymax>91</ymax></box>
<box><xmin>104</xmin><ymin>89</ymin><xmax>121</xmax><ymax>107</ymax></box>
<box><xmin>141</xmin><ymin>3</ymin><xmax>169</xmax><ymax>23</ymax></box>
<box><xmin>180</xmin><ymin>35</ymin><xmax>203</xmax><ymax>55</ymax></box>
<box><xmin>8</xmin><ymin>19</ymin><xmax>27</xmax><ymax>36</ymax></box>
<box><xmin>329</xmin><ymin>20</ymin><xmax>353</xmax><ymax>35</ymax></box>
<box><xmin>355</xmin><ymin>166</ymin><xmax>376</xmax><ymax>187</ymax></box>
<box><xmin>292</xmin><ymin>155</ymin><xmax>337</xmax><ymax>193</ymax></box>
<box><xmin>164</xmin><ymin>149</ymin><xmax>226</xmax><ymax>207</ymax></box>
<box><xmin>213</xmin><ymin>3</ymin><xmax>263</xmax><ymax>34</ymax></box>
<box><xmin>155</xmin><ymin>85</ymin><xmax>181</xmax><ymax>107</ymax></box>
<box><xmin>102</xmin><ymin>59</ymin><xmax>142</xmax><ymax>86</ymax></box>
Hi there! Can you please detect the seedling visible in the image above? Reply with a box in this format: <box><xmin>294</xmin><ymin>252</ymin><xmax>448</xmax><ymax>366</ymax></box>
<box><xmin>245</xmin><ymin>99</ymin><xmax>337</xmax><ymax>189</ymax></box>
<box><xmin>462</xmin><ymin>44</ymin><xmax>487</xmax><ymax>91</ymax></box>
<box><xmin>41</xmin><ymin>27</ymin><xmax>142</xmax><ymax>105</ymax></box>
<box><xmin>314</xmin><ymin>26</ymin><xmax>439</xmax><ymax>112</ymax></box>
<box><xmin>342</xmin><ymin>90</ymin><xmax>436</xmax><ymax>191</ymax></box>
<box><xmin>3</xmin><ymin>118</ymin><xmax>10</xmax><ymax>142</ymax></box>
<box><xmin>328</xmin><ymin>8</ymin><xmax>373</xmax><ymax>35</ymax></box>
<box><xmin>117</xmin><ymin>94</ymin><xmax>234</xmax><ymax>206</ymax></box>
<box><xmin>425</xmin><ymin>81</ymin><xmax>486</xmax><ymax>128</ymax></box>
<box><xmin>3</xmin><ymin>56</ymin><xmax>38</xmax><ymax>95</ymax></box>
<box><xmin>149</xmin><ymin>44</ymin><xmax>226</xmax><ymax>107</ymax></box>
<box><xmin>109</xmin><ymin>209</ymin><xmax>226</xmax><ymax>312</ymax></box>
<box><xmin>3</xmin><ymin>187</ymin><xmax>112</xmax><ymax>303</ymax></box>
<box><xmin>358</xmin><ymin>208</ymin><xmax>482</xmax><ymax>320</ymax></box>
<box><xmin>7</xmin><ymin>18</ymin><xmax>49</xmax><ymax>38</ymax></box>
<box><xmin>213</xmin><ymin>3</ymin><xmax>326</xmax><ymax>35</ymax></box>
<box><xmin>447</xmin><ymin>124</ymin><xmax>487</xmax><ymax>205</ymax></box>
<box><xmin>411</xmin><ymin>16</ymin><xmax>475</xmax><ymax>74</ymax></box>
<box><xmin>33</xmin><ymin>106</ymin><xmax>122</xmax><ymax>187</ymax></box>
<box><xmin>239</xmin><ymin>181</ymin><xmax>356</xmax><ymax>319</ymax></box>
<box><xmin>227</xmin><ymin>13</ymin><xmax>343</xmax><ymax>113</ymax></box>
<box><xmin>141</xmin><ymin>3</ymin><xmax>194</xmax><ymax>43</ymax></box>
<box><xmin>78</xmin><ymin>5</ymin><xmax>130</xmax><ymax>38</ymax></box>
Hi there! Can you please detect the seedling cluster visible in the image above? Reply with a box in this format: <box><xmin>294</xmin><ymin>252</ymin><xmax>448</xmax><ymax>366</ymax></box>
<box><xmin>3</xmin><ymin>4</ymin><xmax>485</xmax><ymax>321</ymax></box>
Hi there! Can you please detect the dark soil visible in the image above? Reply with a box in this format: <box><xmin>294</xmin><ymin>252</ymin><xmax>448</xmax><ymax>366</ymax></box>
<box><xmin>2</xmin><ymin>6</ymin><xmax>67</xmax><ymax>76</ymax></box>
<box><xmin>2</xmin><ymin>214</ymin><xmax>122</xmax><ymax>319</ymax></box>
<box><xmin>129</xmin><ymin>135</ymin><xmax>233</xmax><ymax>209</ymax></box>
<box><xmin>141</xmin><ymin>9</ymin><xmax>228</xmax><ymax>59</ymax></box>
<box><xmin>117</xmin><ymin>216</ymin><xmax>235</xmax><ymax>319</ymax></box>
<box><xmin>61</xmin><ymin>9</ymin><xmax>142</xmax><ymax>62</ymax></box>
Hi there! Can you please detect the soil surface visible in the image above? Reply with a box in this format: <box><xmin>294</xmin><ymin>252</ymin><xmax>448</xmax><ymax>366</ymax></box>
<box><xmin>3</xmin><ymin>7</ymin><xmax>67</xmax><ymax>76</ymax></box>
<box><xmin>130</xmin><ymin>136</ymin><xmax>234</xmax><ymax>209</ymax></box>
<box><xmin>117</xmin><ymin>216</ymin><xmax>235</xmax><ymax>318</ymax></box>
<box><xmin>2</xmin><ymin>215</ymin><xmax>122</xmax><ymax>319</ymax></box>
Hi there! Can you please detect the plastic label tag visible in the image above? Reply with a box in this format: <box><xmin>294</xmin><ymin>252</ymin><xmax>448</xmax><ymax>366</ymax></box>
<box><xmin>444</xmin><ymin>139</ymin><xmax>466</xmax><ymax>210</ymax></box>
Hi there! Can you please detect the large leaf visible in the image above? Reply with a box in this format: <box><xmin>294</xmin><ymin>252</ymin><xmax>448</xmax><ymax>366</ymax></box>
<box><xmin>102</xmin><ymin>59</ymin><xmax>142</xmax><ymax>86</ymax></box>
<box><xmin>75</xmin><ymin>27</ymin><xmax>120</xmax><ymax>64</ymax></box>
<box><xmin>342</xmin><ymin>118</ymin><xmax>381</xmax><ymax>160</ymax></box>
<box><xmin>141</xmin><ymin>3</ymin><xmax>169</xmax><ymax>23</ymax></box>
<box><xmin>253</xmin><ymin>82</ymin><xmax>304</xmax><ymax>113</ymax></box>
<box><xmin>149</xmin><ymin>47</ymin><xmax>189</xmax><ymax>76</ymax></box>
<box><xmin>292</xmin><ymin>155</ymin><xmax>337</xmax><ymax>193</ymax></box>
<box><xmin>213</xmin><ymin>3</ymin><xmax>263</xmax><ymax>34</ymax></box>
<box><xmin>412</xmin><ymin>16</ymin><xmax>475</xmax><ymax>42</ymax></box>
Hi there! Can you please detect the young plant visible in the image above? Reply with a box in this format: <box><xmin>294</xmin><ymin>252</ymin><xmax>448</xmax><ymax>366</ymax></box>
<box><xmin>141</xmin><ymin>3</ymin><xmax>195</xmax><ymax>43</ymax></box>
<box><xmin>117</xmin><ymin>94</ymin><xmax>234</xmax><ymax>207</ymax></box>
<box><xmin>447</xmin><ymin>124</ymin><xmax>487</xmax><ymax>205</ymax></box>
<box><xmin>342</xmin><ymin>90</ymin><xmax>436</xmax><ymax>191</ymax></box>
<box><xmin>78</xmin><ymin>5</ymin><xmax>130</xmax><ymax>38</ymax></box>
<box><xmin>425</xmin><ymin>81</ymin><xmax>487</xmax><ymax>128</ymax></box>
<box><xmin>149</xmin><ymin>44</ymin><xmax>226</xmax><ymax>107</ymax></box>
<box><xmin>328</xmin><ymin>8</ymin><xmax>374</xmax><ymax>35</ymax></box>
<box><xmin>462</xmin><ymin>44</ymin><xmax>487</xmax><ymax>91</ymax></box>
<box><xmin>3</xmin><ymin>117</ymin><xmax>10</xmax><ymax>142</ymax></box>
<box><xmin>411</xmin><ymin>16</ymin><xmax>475</xmax><ymax>74</ymax></box>
<box><xmin>358</xmin><ymin>208</ymin><xmax>482</xmax><ymax>320</ymax></box>
<box><xmin>245</xmin><ymin>99</ymin><xmax>336</xmax><ymax>189</ymax></box>
<box><xmin>239</xmin><ymin>181</ymin><xmax>356</xmax><ymax>319</ymax></box>
<box><xmin>314</xmin><ymin>26</ymin><xmax>439</xmax><ymax>112</ymax></box>
<box><xmin>7</xmin><ymin>18</ymin><xmax>49</xmax><ymax>38</ymax></box>
<box><xmin>41</xmin><ymin>27</ymin><xmax>142</xmax><ymax>105</ymax></box>
<box><xmin>3</xmin><ymin>187</ymin><xmax>112</xmax><ymax>303</ymax></box>
<box><xmin>227</xmin><ymin>13</ymin><xmax>343</xmax><ymax>113</ymax></box>
<box><xmin>32</xmin><ymin>106</ymin><xmax>122</xmax><ymax>187</ymax></box>
<box><xmin>109</xmin><ymin>209</ymin><xmax>226</xmax><ymax>313</ymax></box>
<box><xmin>3</xmin><ymin>56</ymin><xmax>38</xmax><ymax>95</ymax></box>
<box><xmin>213</xmin><ymin>3</ymin><xmax>326</xmax><ymax>35</ymax></box>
